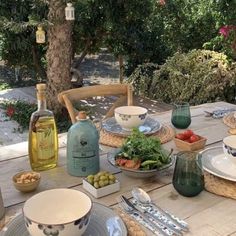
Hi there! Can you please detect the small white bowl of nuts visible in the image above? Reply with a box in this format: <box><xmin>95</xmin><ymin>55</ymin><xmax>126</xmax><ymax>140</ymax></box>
<box><xmin>12</xmin><ymin>171</ymin><xmax>41</xmax><ymax>193</ymax></box>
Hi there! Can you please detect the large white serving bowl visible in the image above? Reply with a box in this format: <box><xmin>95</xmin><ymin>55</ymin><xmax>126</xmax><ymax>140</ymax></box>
<box><xmin>23</xmin><ymin>188</ymin><xmax>92</xmax><ymax>236</ymax></box>
<box><xmin>114</xmin><ymin>106</ymin><xmax>148</xmax><ymax>130</ymax></box>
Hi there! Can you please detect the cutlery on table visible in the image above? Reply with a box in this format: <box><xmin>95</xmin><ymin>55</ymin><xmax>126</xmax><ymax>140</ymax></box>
<box><xmin>132</xmin><ymin>187</ymin><xmax>189</xmax><ymax>232</ymax></box>
<box><xmin>120</xmin><ymin>195</ymin><xmax>183</xmax><ymax>236</ymax></box>
<box><xmin>204</xmin><ymin>108</ymin><xmax>236</xmax><ymax>118</ymax></box>
<box><xmin>118</xmin><ymin>196</ymin><xmax>169</xmax><ymax>236</ymax></box>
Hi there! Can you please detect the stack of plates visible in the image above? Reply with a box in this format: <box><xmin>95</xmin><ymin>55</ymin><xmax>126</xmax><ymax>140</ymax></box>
<box><xmin>102</xmin><ymin>117</ymin><xmax>162</xmax><ymax>137</ymax></box>
<box><xmin>201</xmin><ymin>146</ymin><xmax>236</xmax><ymax>182</ymax></box>
<box><xmin>1</xmin><ymin>203</ymin><xmax>127</xmax><ymax>236</ymax></box>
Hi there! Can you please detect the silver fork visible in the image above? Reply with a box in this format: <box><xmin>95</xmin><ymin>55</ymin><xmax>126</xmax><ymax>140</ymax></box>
<box><xmin>118</xmin><ymin>196</ymin><xmax>170</xmax><ymax>236</ymax></box>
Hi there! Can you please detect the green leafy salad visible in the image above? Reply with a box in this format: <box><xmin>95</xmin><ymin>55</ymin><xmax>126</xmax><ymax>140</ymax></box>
<box><xmin>115</xmin><ymin>128</ymin><xmax>172</xmax><ymax>170</ymax></box>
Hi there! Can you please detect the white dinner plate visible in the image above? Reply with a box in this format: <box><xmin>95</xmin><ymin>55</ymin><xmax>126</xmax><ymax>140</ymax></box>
<box><xmin>200</xmin><ymin>146</ymin><xmax>236</xmax><ymax>182</ymax></box>
<box><xmin>102</xmin><ymin>116</ymin><xmax>162</xmax><ymax>137</ymax></box>
<box><xmin>1</xmin><ymin>202</ymin><xmax>127</xmax><ymax>236</ymax></box>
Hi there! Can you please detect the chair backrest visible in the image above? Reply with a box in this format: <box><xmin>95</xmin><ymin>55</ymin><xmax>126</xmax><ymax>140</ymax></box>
<box><xmin>58</xmin><ymin>84</ymin><xmax>133</xmax><ymax>124</ymax></box>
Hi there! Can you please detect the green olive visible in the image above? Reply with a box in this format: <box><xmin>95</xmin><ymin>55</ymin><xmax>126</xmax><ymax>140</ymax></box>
<box><xmin>93</xmin><ymin>175</ymin><xmax>99</xmax><ymax>182</ymax></box>
<box><xmin>87</xmin><ymin>178</ymin><xmax>94</xmax><ymax>185</ymax></box>
<box><xmin>100</xmin><ymin>175</ymin><xmax>108</xmax><ymax>181</ymax></box>
<box><xmin>109</xmin><ymin>180</ymin><xmax>115</xmax><ymax>185</ymax></box>
<box><xmin>99</xmin><ymin>180</ymin><xmax>105</xmax><ymax>187</ymax></box>
<box><xmin>103</xmin><ymin>180</ymin><xmax>109</xmax><ymax>186</ymax></box>
<box><xmin>108</xmin><ymin>174</ymin><xmax>116</xmax><ymax>181</ymax></box>
<box><xmin>94</xmin><ymin>182</ymin><xmax>100</xmax><ymax>189</ymax></box>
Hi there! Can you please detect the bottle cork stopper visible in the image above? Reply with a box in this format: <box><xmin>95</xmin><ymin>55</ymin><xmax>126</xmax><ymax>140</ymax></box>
<box><xmin>36</xmin><ymin>83</ymin><xmax>46</xmax><ymax>91</ymax></box>
<box><xmin>77</xmin><ymin>111</ymin><xmax>87</xmax><ymax>120</ymax></box>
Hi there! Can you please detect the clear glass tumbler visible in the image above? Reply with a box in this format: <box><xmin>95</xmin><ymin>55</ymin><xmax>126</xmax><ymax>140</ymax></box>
<box><xmin>171</xmin><ymin>102</ymin><xmax>191</xmax><ymax>129</ymax></box>
<box><xmin>172</xmin><ymin>151</ymin><xmax>204</xmax><ymax>197</ymax></box>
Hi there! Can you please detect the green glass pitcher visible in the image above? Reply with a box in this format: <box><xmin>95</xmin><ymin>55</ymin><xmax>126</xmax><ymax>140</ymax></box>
<box><xmin>173</xmin><ymin>151</ymin><xmax>204</xmax><ymax>197</ymax></box>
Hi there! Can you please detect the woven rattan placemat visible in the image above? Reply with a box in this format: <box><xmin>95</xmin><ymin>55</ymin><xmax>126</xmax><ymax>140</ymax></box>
<box><xmin>114</xmin><ymin>209</ymin><xmax>147</xmax><ymax>236</ymax></box>
<box><xmin>99</xmin><ymin>124</ymin><xmax>175</xmax><ymax>148</ymax></box>
<box><xmin>204</xmin><ymin>171</ymin><xmax>236</xmax><ymax>200</ymax></box>
<box><xmin>223</xmin><ymin>113</ymin><xmax>236</xmax><ymax>128</ymax></box>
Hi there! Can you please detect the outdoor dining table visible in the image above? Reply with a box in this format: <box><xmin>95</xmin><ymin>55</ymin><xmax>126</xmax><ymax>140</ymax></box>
<box><xmin>1</xmin><ymin>101</ymin><xmax>236</xmax><ymax>235</ymax></box>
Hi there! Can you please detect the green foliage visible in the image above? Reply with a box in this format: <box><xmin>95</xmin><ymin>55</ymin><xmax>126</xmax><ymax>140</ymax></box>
<box><xmin>0</xmin><ymin>0</ymin><xmax>48</xmax><ymax>78</ymax></box>
<box><xmin>201</xmin><ymin>1</ymin><xmax>236</xmax><ymax>60</ymax></box>
<box><xmin>105</xmin><ymin>0</ymin><xmax>169</xmax><ymax>75</ymax></box>
<box><xmin>2</xmin><ymin>0</ymin><xmax>236</xmax><ymax>81</ymax></box>
<box><xmin>129</xmin><ymin>50</ymin><xmax>236</xmax><ymax>105</ymax></box>
<box><xmin>0</xmin><ymin>100</ymin><xmax>96</xmax><ymax>133</ymax></box>
<box><xmin>0</xmin><ymin>82</ymin><xmax>10</xmax><ymax>91</ymax></box>
<box><xmin>1</xmin><ymin>100</ymin><xmax>37</xmax><ymax>131</ymax></box>
<box><xmin>128</xmin><ymin>63</ymin><xmax>159</xmax><ymax>97</ymax></box>
<box><xmin>159</xmin><ymin>0</ymin><xmax>221</xmax><ymax>53</ymax></box>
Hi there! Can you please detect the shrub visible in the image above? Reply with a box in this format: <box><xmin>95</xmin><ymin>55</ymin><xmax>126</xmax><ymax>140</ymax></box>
<box><xmin>129</xmin><ymin>50</ymin><xmax>236</xmax><ymax>105</ymax></box>
<box><xmin>0</xmin><ymin>100</ymin><xmax>96</xmax><ymax>133</ymax></box>
<box><xmin>1</xmin><ymin>100</ymin><xmax>37</xmax><ymax>132</ymax></box>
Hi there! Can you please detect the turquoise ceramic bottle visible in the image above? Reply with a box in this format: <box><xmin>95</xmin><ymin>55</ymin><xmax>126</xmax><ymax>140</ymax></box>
<box><xmin>67</xmin><ymin>111</ymin><xmax>100</xmax><ymax>176</ymax></box>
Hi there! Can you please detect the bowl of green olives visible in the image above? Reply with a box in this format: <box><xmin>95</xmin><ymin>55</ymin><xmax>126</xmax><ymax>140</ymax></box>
<box><xmin>83</xmin><ymin>171</ymin><xmax>120</xmax><ymax>198</ymax></box>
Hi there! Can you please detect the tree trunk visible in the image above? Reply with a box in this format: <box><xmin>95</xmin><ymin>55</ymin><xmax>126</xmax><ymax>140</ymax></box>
<box><xmin>73</xmin><ymin>39</ymin><xmax>91</xmax><ymax>68</ymax></box>
<box><xmin>46</xmin><ymin>0</ymin><xmax>73</xmax><ymax>114</ymax></box>
<box><xmin>32</xmin><ymin>45</ymin><xmax>47</xmax><ymax>80</ymax></box>
<box><xmin>119</xmin><ymin>55</ymin><xmax>124</xmax><ymax>83</ymax></box>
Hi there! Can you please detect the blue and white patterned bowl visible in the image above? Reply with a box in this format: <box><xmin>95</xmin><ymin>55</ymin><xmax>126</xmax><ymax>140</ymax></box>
<box><xmin>23</xmin><ymin>189</ymin><xmax>92</xmax><ymax>236</ymax></box>
<box><xmin>223</xmin><ymin>135</ymin><xmax>236</xmax><ymax>160</ymax></box>
<box><xmin>114</xmin><ymin>106</ymin><xmax>148</xmax><ymax>131</ymax></box>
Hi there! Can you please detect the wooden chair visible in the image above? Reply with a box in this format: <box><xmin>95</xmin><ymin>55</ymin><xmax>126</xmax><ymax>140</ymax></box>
<box><xmin>58</xmin><ymin>84</ymin><xmax>133</xmax><ymax>124</ymax></box>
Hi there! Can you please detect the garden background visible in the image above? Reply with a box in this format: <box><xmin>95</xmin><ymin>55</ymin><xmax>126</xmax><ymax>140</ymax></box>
<box><xmin>0</xmin><ymin>0</ymin><xmax>236</xmax><ymax>144</ymax></box>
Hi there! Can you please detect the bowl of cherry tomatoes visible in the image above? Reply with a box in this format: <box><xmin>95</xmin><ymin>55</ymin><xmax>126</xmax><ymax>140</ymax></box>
<box><xmin>174</xmin><ymin>129</ymin><xmax>207</xmax><ymax>151</ymax></box>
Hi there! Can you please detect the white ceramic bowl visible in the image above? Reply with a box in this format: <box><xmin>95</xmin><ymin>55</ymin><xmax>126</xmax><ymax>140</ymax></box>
<box><xmin>223</xmin><ymin>135</ymin><xmax>236</xmax><ymax>159</ymax></box>
<box><xmin>114</xmin><ymin>106</ymin><xmax>148</xmax><ymax>130</ymax></box>
<box><xmin>23</xmin><ymin>189</ymin><xmax>92</xmax><ymax>236</ymax></box>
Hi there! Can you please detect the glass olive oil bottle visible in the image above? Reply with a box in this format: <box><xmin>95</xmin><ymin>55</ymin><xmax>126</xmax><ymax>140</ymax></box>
<box><xmin>28</xmin><ymin>84</ymin><xmax>58</xmax><ymax>171</ymax></box>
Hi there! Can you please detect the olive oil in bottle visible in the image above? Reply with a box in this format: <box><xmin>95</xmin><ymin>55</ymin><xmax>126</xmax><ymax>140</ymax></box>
<box><xmin>28</xmin><ymin>84</ymin><xmax>58</xmax><ymax>171</ymax></box>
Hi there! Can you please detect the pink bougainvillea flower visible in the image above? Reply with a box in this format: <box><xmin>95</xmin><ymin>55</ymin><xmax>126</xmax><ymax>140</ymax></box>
<box><xmin>159</xmin><ymin>0</ymin><xmax>166</xmax><ymax>6</ymax></box>
<box><xmin>6</xmin><ymin>106</ymin><xmax>15</xmax><ymax>117</ymax></box>
<box><xmin>219</xmin><ymin>25</ymin><xmax>236</xmax><ymax>38</ymax></box>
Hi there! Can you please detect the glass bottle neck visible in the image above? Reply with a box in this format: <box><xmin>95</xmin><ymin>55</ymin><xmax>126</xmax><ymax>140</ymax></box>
<box><xmin>37</xmin><ymin>99</ymin><xmax>47</xmax><ymax>111</ymax></box>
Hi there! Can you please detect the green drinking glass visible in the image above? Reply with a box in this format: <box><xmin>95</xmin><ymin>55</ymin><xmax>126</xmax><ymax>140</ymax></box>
<box><xmin>171</xmin><ymin>102</ymin><xmax>191</xmax><ymax>129</ymax></box>
<box><xmin>172</xmin><ymin>151</ymin><xmax>204</xmax><ymax>197</ymax></box>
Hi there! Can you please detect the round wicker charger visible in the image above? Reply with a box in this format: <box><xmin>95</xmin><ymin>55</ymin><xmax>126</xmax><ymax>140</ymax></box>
<box><xmin>204</xmin><ymin>171</ymin><xmax>236</xmax><ymax>200</ymax></box>
<box><xmin>99</xmin><ymin>124</ymin><xmax>175</xmax><ymax>148</ymax></box>
<box><xmin>223</xmin><ymin>113</ymin><xmax>236</xmax><ymax>128</ymax></box>
<box><xmin>115</xmin><ymin>209</ymin><xmax>146</xmax><ymax>236</ymax></box>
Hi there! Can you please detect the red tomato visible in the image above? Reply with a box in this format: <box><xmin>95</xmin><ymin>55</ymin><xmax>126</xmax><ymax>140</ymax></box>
<box><xmin>185</xmin><ymin>138</ymin><xmax>192</xmax><ymax>143</ymax></box>
<box><xmin>183</xmin><ymin>129</ymin><xmax>194</xmax><ymax>139</ymax></box>
<box><xmin>189</xmin><ymin>134</ymin><xmax>200</xmax><ymax>143</ymax></box>
<box><xmin>175</xmin><ymin>133</ymin><xmax>186</xmax><ymax>140</ymax></box>
<box><xmin>125</xmin><ymin>160</ymin><xmax>141</xmax><ymax>169</ymax></box>
<box><xmin>115</xmin><ymin>158</ymin><xmax>127</xmax><ymax>166</ymax></box>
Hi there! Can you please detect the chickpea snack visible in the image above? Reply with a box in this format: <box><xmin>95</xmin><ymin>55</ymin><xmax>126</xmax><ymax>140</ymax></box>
<box><xmin>12</xmin><ymin>171</ymin><xmax>41</xmax><ymax>193</ymax></box>
<box><xmin>83</xmin><ymin>171</ymin><xmax>120</xmax><ymax>198</ymax></box>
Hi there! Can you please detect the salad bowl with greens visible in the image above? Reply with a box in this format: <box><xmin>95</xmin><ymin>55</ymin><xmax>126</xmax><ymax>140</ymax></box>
<box><xmin>107</xmin><ymin>129</ymin><xmax>174</xmax><ymax>178</ymax></box>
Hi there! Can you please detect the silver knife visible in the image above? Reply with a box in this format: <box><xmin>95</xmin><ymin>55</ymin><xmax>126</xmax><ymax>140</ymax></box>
<box><xmin>121</xmin><ymin>196</ymin><xmax>183</xmax><ymax>236</ymax></box>
<box><xmin>149</xmin><ymin>202</ymin><xmax>189</xmax><ymax>232</ymax></box>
